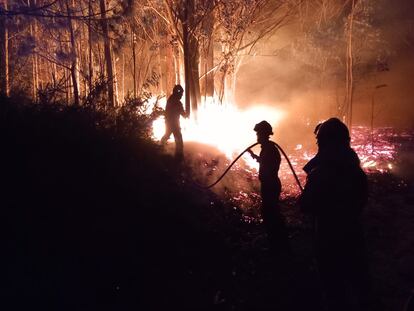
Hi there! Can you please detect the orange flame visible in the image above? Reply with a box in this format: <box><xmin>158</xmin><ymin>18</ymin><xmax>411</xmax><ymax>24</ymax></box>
<box><xmin>150</xmin><ymin>98</ymin><xmax>401</xmax><ymax>197</ymax></box>
<box><xmin>151</xmin><ymin>96</ymin><xmax>286</xmax><ymax>169</ymax></box>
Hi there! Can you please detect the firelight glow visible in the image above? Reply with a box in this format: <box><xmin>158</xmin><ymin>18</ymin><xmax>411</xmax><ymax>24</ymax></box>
<box><xmin>151</xmin><ymin>96</ymin><xmax>285</xmax><ymax>168</ymax></box>
<box><xmin>150</xmin><ymin>97</ymin><xmax>400</xmax><ymax>192</ymax></box>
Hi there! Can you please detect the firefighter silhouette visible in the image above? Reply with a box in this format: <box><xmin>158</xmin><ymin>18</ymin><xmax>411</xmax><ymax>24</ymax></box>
<box><xmin>300</xmin><ymin>118</ymin><xmax>372</xmax><ymax>311</ymax></box>
<box><xmin>248</xmin><ymin>121</ymin><xmax>290</xmax><ymax>254</ymax></box>
<box><xmin>160</xmin><ymin>85</ymin><xmax>188</xmax><ymax>158</ymax></box>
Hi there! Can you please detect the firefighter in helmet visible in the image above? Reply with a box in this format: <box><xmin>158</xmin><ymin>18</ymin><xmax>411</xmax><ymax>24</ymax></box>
<box><xmin>299</xmin><ymin>118</ymin><xmax>371</xmax><ymax>311</ymax></box>
<box><xmin>160</xmin><ymin>84</ymin><xmax>188</xmax><ymax>158</ymax></box>
<box><xmin>248</xmin><ymin>121</ymin><xmax>290</xmax><ymax>254</ymax></box>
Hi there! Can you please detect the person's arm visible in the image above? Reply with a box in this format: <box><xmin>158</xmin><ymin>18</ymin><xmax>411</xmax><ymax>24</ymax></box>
<box><xmin>180</xmin><ymin>102</ymin><xmax>189</xmax><ymax>118</ymax></box>
<box><xmin>303</xmin><ymin>154</ymin><xmax>320</xmax><ymax>174</ymax></box>
<box><xmin>248</xmin><ymin>149</ymin><xmax>260</xmax><ymax>162</ymax></box>
<box><xmin>298</xmin><ymin>169</ymin><xmax>326</xmax><ymax>215</ymax></box>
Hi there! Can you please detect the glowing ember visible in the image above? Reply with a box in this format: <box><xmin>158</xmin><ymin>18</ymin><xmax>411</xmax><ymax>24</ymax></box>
<box><xmin>351</xmin><ymin>126</ymin><xmax>397</xmax><ymax>172</ymax></box>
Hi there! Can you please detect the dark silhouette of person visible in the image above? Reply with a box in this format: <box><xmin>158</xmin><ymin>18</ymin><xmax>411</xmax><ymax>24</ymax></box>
<box><xmin>160</xmin><ymin>84</ymin><xmax>188</xmax><ymax>158</ymax></box>
<box><xmin>248</xmin><ymin>121</ymin><xmax>290</xmax><ymax>255</ymax></box>
<box><xmin>299</xmin><ymin>118</ymin><xmax>372</xmax><ymax>311</ymax></box>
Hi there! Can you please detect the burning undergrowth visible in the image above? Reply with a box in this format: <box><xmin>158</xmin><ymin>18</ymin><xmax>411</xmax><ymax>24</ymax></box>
<box><xmin>173</xmin><ymin>126</ymin><xmax>414</xmax><ymax>229</ymax></box>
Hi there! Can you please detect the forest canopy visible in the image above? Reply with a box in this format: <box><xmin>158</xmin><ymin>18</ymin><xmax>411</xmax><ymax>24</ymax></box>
<box><xmin>1</xmin><ymin>0</ymin><xmax>413</xmax><ymax>127</ymax></box>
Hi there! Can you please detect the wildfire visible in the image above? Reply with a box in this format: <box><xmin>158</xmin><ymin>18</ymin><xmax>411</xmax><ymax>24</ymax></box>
<box><xmin>151</xmin><ymin>96</ymin><xmax>285</xmax><ymax>169</ymax></box>
<box><xmin>150</xmin><ymin>97</ymin><xmax>408</xmax><ymax>197</ymax></box>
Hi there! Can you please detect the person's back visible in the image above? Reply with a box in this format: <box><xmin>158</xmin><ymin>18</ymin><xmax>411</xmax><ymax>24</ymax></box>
<box><xmin>160</xmin><ymin>85</ymin><xmax>186</xmax><ymax>158</ymax></box>
<box><xmin>258</xmin><ymin>140</ymin><xmax>281</xmax><ymax>186</ymax></box>
<box><xmin>300</xmin><ymin>118</ymin><xmax>371</xmax><ymax>311</ymax></box>
<box><xmin>165</xmin><ymin>93</ymin><xmax>184</xmax><ymax>127</ymax></box>
<box><xmin>302</xmin><ymin>146</ymin><xmax>367</xmax><ymax>224</ymax></box>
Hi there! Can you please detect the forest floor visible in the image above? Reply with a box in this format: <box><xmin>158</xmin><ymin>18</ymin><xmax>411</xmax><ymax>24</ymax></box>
<box><xmin>2</xmin><ymin>98</ymin><xmax>413</xmax><ymax>310</ymax></box>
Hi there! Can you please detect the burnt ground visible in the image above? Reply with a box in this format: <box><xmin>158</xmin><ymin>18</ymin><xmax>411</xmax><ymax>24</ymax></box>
<box><xmin>2</xmin><ymin>98</ymin><xmax>413</xmax><ymax>310</ymax></box>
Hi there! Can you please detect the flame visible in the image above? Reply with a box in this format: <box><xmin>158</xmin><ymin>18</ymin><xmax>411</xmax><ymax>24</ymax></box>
<box><xmin>152</xmin><ymin>96</ymin><xmax>285</xmax><ymax>169</ymax></box>
<box><xmin>150</xmin><ymin>97</ymin><xmax>407</xmax><ymax>197</ymax></box>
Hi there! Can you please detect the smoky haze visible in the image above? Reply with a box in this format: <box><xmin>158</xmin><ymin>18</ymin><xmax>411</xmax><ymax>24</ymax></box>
<box><xmin>235</xmin><ymin>0</ymin><xmax>414</xmax><ymax>142</ymax></box>
<box><xmin>236</xmin><ymin>55</ymin><xmax>335</xmax><ymax>150</ymax></box>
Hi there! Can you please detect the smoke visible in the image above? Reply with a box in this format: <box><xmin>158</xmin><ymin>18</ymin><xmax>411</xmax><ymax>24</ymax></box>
<box><xmin>235</xmin><ymin>55</ymin><xmax>333</xmax><ymax>151</ymax></box>
<box><xmin>235</xmin><ymin>0</ymin><xmax>414</xmax><ymax>132</ymax></box>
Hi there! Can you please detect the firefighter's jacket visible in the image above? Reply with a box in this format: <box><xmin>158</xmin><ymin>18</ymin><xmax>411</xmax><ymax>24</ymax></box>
<box><xmin>258</xmin><ymin>141</ymin><xmax>281</xmax><ymax>183</ymax></box>
<box><xmin>164</xmin><ymin>95</ymin><xmax>185</xmax><ymax>129</ymax></box>
<box><xmin>299</xmin><ymin>146</ymin><xmax>368</xmax><ymax>235</ymax></box>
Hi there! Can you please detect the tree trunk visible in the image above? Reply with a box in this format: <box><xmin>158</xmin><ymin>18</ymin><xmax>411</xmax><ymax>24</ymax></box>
<box><xmin>122</xmin><ymin>52</ymin><xmax>125</xmax><ymax>102</ymax></box>
<box><xmin>156</xmin><ymin>23</ymin><xmax>165</xmax><ymax>95</ymax></box>
<box><xmin>112</xmin><ymin>48</ymin><xmax>119</xmax><ymax>105</ymax></box>
<box><xmin>27</xmin><ymin>0</ymin><xmax>39</xmax><ymax>101</ymax></box>
<box><xmin>182</xmin><ymin>3</ymin><xmax>191</xmax><ymax>116</ymax></box>
<box><xmin>52</xmin><ymin>62</ymin><xmax>57</xmax><ymax>88</ymax></box>
<box><xmin>205</xmin><ymin>38</ymin><xmax>214</xmax><ymax>97</ymax></box>
<box><xmin>66</xmin><ymin>0</ymin><xmax>79</xmax><ymax>106</ymax></box>
<box><xmin>99</xmin><ymin>0</ymin><xmax>115</xmax><ymax>107</ymax></box>
<box><xmin>173</xmin><ymin>46</ymin><xmax>182</xmax><ymax>85</ymax></box>
<box><xmin>65</xmin><ymin>68</ymin><xmax>69</xmax><ymax>105</ymax></box>
<box><xmin>200</xmin><ymin>12</ymin><xmax>214</xmax><ymax>98</ymax></box>
<box><xmin>182</xmin><ymin>0</ymin><xmax>200</xmax><ymax>116</ymax></box>
<box><xmin>0</xmin><ymin>0</ymin><xmax>9</xmax><ymax>97</ymax></box>
<box><xmin>131</xmin><ymin>31</ymin><xmax>137</xmax><ymax>97</ymax></box>
<box><xmin>88</xmin><ymin>0</ymin><xmax>93</xmax><ymax>93</ymax></box>
<box><xmin>189</xmin><ymin>35</ymin><xmax>200</xmax><ymax>113</ymax></box>
<box><xmin>217</xmin><ymin>66</ymin><xmax>226</xmax><ymax>104</ymax></box>
<box><xmin>345</xmin><ymin>0</ymin><xmax>355</xmax><ymax>130</ymax></box>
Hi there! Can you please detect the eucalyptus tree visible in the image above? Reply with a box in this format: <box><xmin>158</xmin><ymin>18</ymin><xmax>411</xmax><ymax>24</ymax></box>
<box><xmin>293</xmin><ymin>0</ymin><xmax>389</xmax><ymax>126</ymax></box>
<box><xmin>0</xmin><ymin>0</ymin><xmax>132</xmax><ymax>106</ymax></box>
<box><xmin>214</xmin><ymin>0</ymin><xmax>300</xmax><ymax>103</ymax></box>
<box><xmin>0</xmin><ymin>0</ymin><xmax>9</xmax><ymax>97</ymax></box>
<box><xmin>149</xmin><ymin>0</ymin><xmax>299</xmax><ymax>116</ymax></box>
<box><xmin>158</xmin><ymin>0</ymin><xmax>215</xmax><ymax>115</ymax></box>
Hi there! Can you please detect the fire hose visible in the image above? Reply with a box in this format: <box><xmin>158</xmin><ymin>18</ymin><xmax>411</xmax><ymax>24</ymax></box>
<box><xmin>198</xmin><ymin>142</ymin><xmax>304</xmax><ymax>192</ymax></box>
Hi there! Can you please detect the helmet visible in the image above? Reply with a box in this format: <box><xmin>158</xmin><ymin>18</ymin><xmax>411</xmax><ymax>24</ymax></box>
<box><xmin>173</xmin><ymin>84</ymin><xmax>184</xmax><ymax>95</ymax></box>
<box><xmin>254</xmin><ymin>120</ymin><xmax>273</xmax><ymax>136</ymax></box>
<box><xmin>315</xmin><ymin>118</ymin><xmax>350</xmax><ymax>147</ymax></box>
